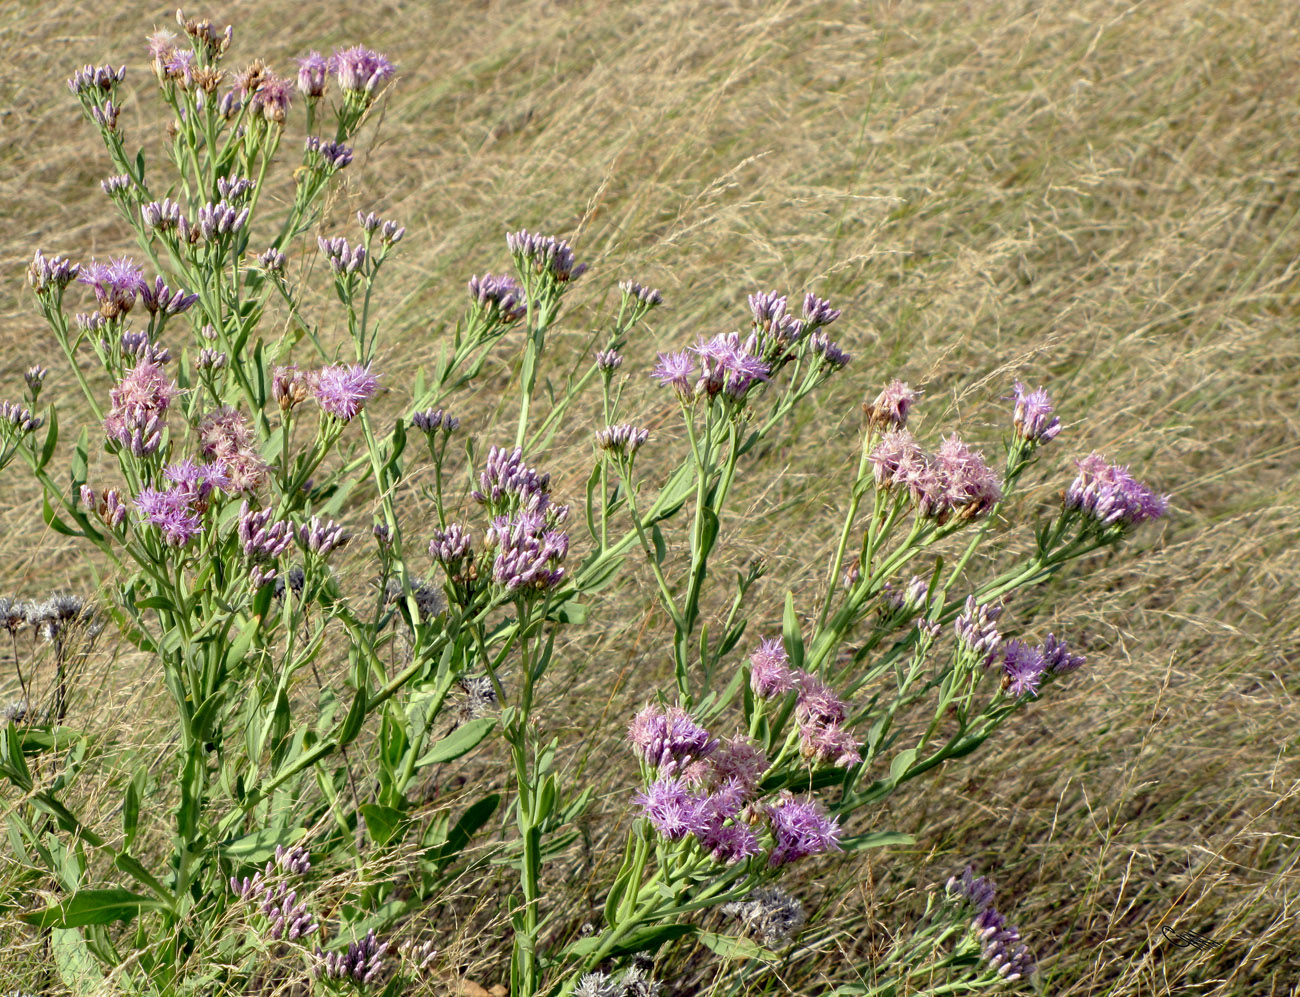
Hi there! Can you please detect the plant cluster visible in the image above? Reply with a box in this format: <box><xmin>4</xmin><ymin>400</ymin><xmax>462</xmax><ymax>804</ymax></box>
<box><xmin>0</xmin><ymin>11</ymin><xmax>1166</xmax><ymax>996</ymax></box>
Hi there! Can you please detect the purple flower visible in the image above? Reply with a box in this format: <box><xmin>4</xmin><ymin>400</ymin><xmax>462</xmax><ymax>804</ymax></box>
<box><xmin>1000</xmin><ymin>639</ymin><xmax>1046</xmax><ymax>698</ymax></box>
<box><xmin>27</xmin><ymin>250</ymin><xmax>81</xmax><ymax>294</ymax></box>
<box><xmin>471</xmin><ymin>446</ymin><xmax>556</xmax><ymax>517</ymax></box>
<box><xmin>250</xmin><ymin>73</ymin><xmax>294</xmax><ymax>124</ymax></box>
<box><xmin>317</xmin><ymin>236</ymin><xmax>364</xmax><ymax>274</ymax></box>
<box><xmin>954</xmin><ymin>595</ymin><xmax>1003</xmax><ymax>664</ymax></box>
<box><xmin>633</xmin><ymin>777</ymin><xmax>709</xmax><ymax>841</ymax></box>
<box><xmin>650</xmin><ymin>349</ymin><xmax>696</xmax><ymax>395</ymax></box>
<box><xmin>304</xmin><ymin>136</ymin><xmax>353</xmax><ymax>171</ymax></box>
<box><xmin>801</xmin><ymin>291</ymin><xmax>842</xmax><ymax>329</ymax></box>
<box><xmin>749</xmin><ymin>637</ymin><xmax>795</xmax><ymax>698</ymax></box>
<box><xmin>594</xmin><ymin>348</ymin><xmax>623</xmax><ymax>372</ymax></box>
<box><xmin>412</xmin><ymin>408</ymin><xmax>459</xmax><ymax>433</ymax></box>
<box><xmin>866</xmin><ymin>380</ymin><xmax>919</xmax><ymax>430</ymax></box>
<box><xmin>1066</xmin><ymin>453</ymin><xmax>1168</xmax><ymax>528</ymax></box>
<box><xmin>946</xmin><ymin>866</ymin><xmax>996</xmax><ymax>911</ymax></box>
<box><xmin>329</xmin><ymin>46</ymin><xmax>395</xmax><ymax>97</ymax></box>
<box><xmin>695</xmin><ymin>806</ymin><xmax>762</xmax><ymax>865</ymax></box>
<box><xmin>1041</xmin><ymin>633</ymin><xmax>1085</xmax><ymax>675</ymax></box>
<box><xmin>272</xmin><ymin>365</ymin><xmax>310</xmax><ymax>410</ymax></box>
<box><xmin>164</xmin><ymin>458</ymin><xmax>229</xmax><ymax>504</ymax></box>
<box><xmin>104</xmin><ymin>359</ymin><xmax>175</xmax><ymax>456</ymax></box>
<box><xmin>429</xmin><ymin>523</ymin><xmax>473</xmax><ymax>565</ymax></box>
<box><xmin>467</xmin><ymin>273</ymin><xmax>526</xmax><ymax>322</ymax></box>
<box><xmin>487</xmin><ymin>511</ymin><xmax>568</xmax><ymax>593</ymax></box>
<box><xmin>315</xmin><ymin>928</ymin><xmax>390</xmax><ymax>984</ymax></box>
<box><xmin>296</xmin><ymin>51</ymin><xmax>328</xmax><ymax>98</ymax></box>
<box><xmin>628</xmin><ymin>704</ymin><xmax>718</xmax><ymax>772</ymax></box>
<box><xmin>135</xmin><ymin>485</ymin><xmax>203</xmax><ymax>546</ymax></box>
<box><xmin>691</xmin><ymin>331</ymin><xmax>770</xmax><ymax>399</ymax></box>
<box><xmin>239</xmin><ymin>501</ymin><xmax>295</xmax><ymax>566</ymax></box>
<box><xmin>619</xmin><ymin>280</ymin><xmax>663</xmax><ymax>308</ymax></box>
<box><xmin>883</xmin><ymin>575</ymin><xmax>929</xmax><ymax>616</ymax></box>
<box><xmin>798</xmin><ymin>721</ymin><xmax>861</xmax><ymax>768</ymax></box>
<box><xmin>299</xmin><ymin>516</ymin><xmax>349</xmax><ymax>557</ymax></box>
<box><xmin>968</xmin><ymin>901</ymin><xmax>1036</xmax><ymax>981</ymax></box>
<box><xmin>766</xmin><ymin>794</ymin><xmax>842</xmax><ymax>866</ymax></box>
<box><xmin>67</xmin><ymin>64</ymin><xmax>125</xmax><ymax>96</ymax></box>
<box><xmin>313</xmin><ymin>363</ymin><xmax>378</xmax><ymax>421</ymax></box>
<box><xmin>793</xmin><ymin>671</ymin><xmax>848</xmax><ymax>727</ymax></box>
<box><xmin>506</xmin><ymin>230</ymin><xmax>588</xmax><ymax>283</ymax></box>
<box><xmin>747</xmin><ymin>290</ymin><xmax>802</xmax><ymax>345</ymax></box>
<box><xmin>687</xmin><ymin>737</ymin><xmax>767</xmax><ymax>794</ymax></box>
<box><xmin>810</xmin><ymin>330</ymin><xmax>850</xmax><ymax>370</ymax></box>
<box><xmin>79</xmin><ymin>257</ymin><xmax>147</xmax><ymax>318</ymax></box>
<box><xmin>140</xmin><ymin>276</ymin><xmax>198</xmax><ymax>316</ymax></box>
<box><xmin>868</xmin><ymin>429</ymin><xmax>927</xmax><ymax>488</ymax></box>
<box><xmin>934</xmin><ymin>435</ymin><xmax>1002</xmax><ymax>520</ymax></box>
<box><xmin>595</xmin><ymin>424</ymin><xmax>649</xmax><ymax>457</ymax></box>
<box><xmin>1012</xmin><ymin>382</ymin><xmax>1061</xmax><ymax>444</ymax></box>
<box><xmin>101</xmin><ymin>174</ymin><xmax>131</xmax><ymax>197</ymax></box>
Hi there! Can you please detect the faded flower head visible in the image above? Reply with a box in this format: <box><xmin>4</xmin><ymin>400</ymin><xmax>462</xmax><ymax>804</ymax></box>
<box><xmin>595</xmin><ymin>424</ymin><xmax>649</xmax><ymax>458</ymax></box>
<box><xmin>198</xmin><ymin>407</ymin><xmax>268</xmax><ymax>491</ymax></box>
<box><xmin>935</xmin><ymin>435</ymin><xmax>1002</xmax><ymax>520</ymax></box>
<box><xmin>866</xmin><ymin>379</ymin><xmax>919</xmax><ymax>430</ymax></box>
<box><xmin>722</xmin><ymin>886</ymin><xmax>807</xmax><ymax>947</ymax></box>
<box><xmin>383</xmin><ymin>575</ymin><xmax>446</xmax><ymax>623</ymax></box>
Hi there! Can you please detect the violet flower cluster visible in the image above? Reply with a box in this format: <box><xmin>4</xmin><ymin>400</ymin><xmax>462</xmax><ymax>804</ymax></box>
<box><xmin>468</xmin><ymin>272</ymin><xmax>526</xmax><ymax>324</ymax></box>
<box><xmin>314</xmin><ymin>928</ymin><xmax>390</xmax><ymax>985</ymax></box>
<box><xmin>229</xmin><ymin>844</ymin><xmax>317</xmax><ymax>943</ymax></box>
<box><xmin>945</xmin><ymin>867</ymin><xmax>1036</xmax><ymax>983</ymax></box>
<box><xmin>470</xmin><ymin>447</ymin><xmax>570</xmax><ymax>594</ymax></box>
<box><xmin>313</xmin><ymin>364</ymin><xmax>379</xmax><ymax>422</ymax></box>
<box><xmin>506</xmin><ymin>229</ymin><xmax>588</xmax><ymax>284</ymax></box>
<box><xmin>954</xmin><ymin>597</ymin><xmax>1088</xmax><ymax>698</ymax></box>
<box><xmin>629</xmin><ymin>703</ymin><xmax>841</xmax><ymax>866</ymax></box>
<box><xmin>869</xmin><ymin>429</ymin><xmax>1003</xmax><ymax>522</ymax></box>
<box><xmin>748</xmin><ymin>638</ymin><xmax>862</xmax><ymax>768</ymax></box>
<box><xmin>1066</xmin><ymin>452</ymin><xmax>1168</xmax><ymax>528</ymax></box>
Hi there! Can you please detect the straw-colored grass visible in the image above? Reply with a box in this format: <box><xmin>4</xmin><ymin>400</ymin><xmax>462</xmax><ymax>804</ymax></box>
<box><xmin>2</xmin><ymin>1</ymin><xmax>1299</xmax><ymax>994</ymax></box>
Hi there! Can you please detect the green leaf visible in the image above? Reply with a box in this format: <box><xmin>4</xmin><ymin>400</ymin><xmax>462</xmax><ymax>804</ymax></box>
<box><xmin>888</xmin><ymin>747</ymin><xmax>918</xmax><ymax>785</ymax></box>
<box><xmin>0</xmin><ymin>726</ymin><xmax>33</xmax><ymax>791</ymax></box>
<box><xmin>122</xmin><ymin>781</ymin><xmax>139</xmax><ymax>850</ymax></box>
<box><xmin>546</xmin><ymin>602</ymin><xmax>587</xmax><ymax>625</ymax></box>
<box><xmin>782</xmin><ymin>591</ymin><xmax>805</xmax><ymax>673</ymax></box>
<box><xmin>427</xmin><ymin>793</ymin><xmax>499</xmax><ymax>869</ymax></box>
<box><xmin>220</xmin><ymin>825</ymin><xmax>305</xmax><ymax>864</ymax></box>
<box><xmin>20</xmin><ymin>888</ymin><xmax>163</xmax><ymax>928</ymax></box>
<box><xmin>651</xmin><ymin>524</ymin><xmax>667</xmax><ymax>565</ymax></box>
<box><xmin>113</xmin><ymin>854</ymin><xmax>174</xmax><ymax>908</ymax></box>
<box><xmin>361</xmin><ymin>804</ymin><xmax>405</xmax><ymax>847</ymax></box>
<box><xmin>838</xmin><ymin>830</ymin><xmax>915</xmax><ymax>852</ymax></box>
<box><xmin>413</xmin><ymin>718</ymin><xmax>496</xmax><ymax>767</ymax></box>
<box><xmin>134</xmin><ymin>595</ymin><xmax>175</xmax><ymax>611</ymax></box>
<box><xmin>575</xmin><ymin>552</ymin><xmax>625</xmax><ymax>593</ymax></box>
<box><xmin>563</xmin><ymin>923</ymin><xmax>695</xmax><ymax>960</ymax></box>
<box><xmin>695</xmin><ymin>929</ymin><xmax>769</xmax><ymax>960</ymax></box>
<box><xmin>51</xmin><ymin>927</ymin><xmax>104</xmax><ymax>991</ymax></box>
<box><xmin>38</xmin><ymin>404</ymin><xmax>58</xmax><ymax>470</ymax></box>
<box><xmin>338</xmin><ymin>683</ymin><xmax>367</xmax><ymax>747</ymax></box>
<box><xmin>70</xmin><ymin>427</ymin><xmax>89</xmax><ymax>486</ymax></box>
<box><xmin>42</xmin><ymin>495</ymin><xmax>80</xmax><ymax>537</ymax></box>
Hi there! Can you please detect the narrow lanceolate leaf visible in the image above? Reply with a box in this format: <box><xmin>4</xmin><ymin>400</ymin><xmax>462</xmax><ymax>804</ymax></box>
<box><xmin>20</xmin><ymin>888</ymin><xmax>164</xmax><ymax>928</ymax></box>
<box><xmin>413</xmin><ymin>717</ymin><xmax>496</xmax><ymax>767</ymax></box>
<box><xmin>782</xmin><ymin>591</ymin><xmax>805</xmax><ymax>673</ymax></box>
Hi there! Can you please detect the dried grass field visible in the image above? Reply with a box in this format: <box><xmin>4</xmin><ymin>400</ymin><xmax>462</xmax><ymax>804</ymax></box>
<box><xmin>2</xmin><ymin>0</ymin><xmax>1299</xmax><ymax>994</ymax></box>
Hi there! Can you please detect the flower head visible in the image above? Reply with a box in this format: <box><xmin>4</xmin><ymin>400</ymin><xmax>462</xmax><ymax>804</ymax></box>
<box><xmin>467</xmin><ymin>272</ymin><xmax>526</xmax><ymax>322</ymax></box>
<box><xmin>650</xmin><ymin>349</ymin><xmax>697</xmax><ymax>395</ymax></box>
<box><xmin>314</xmin><ymin>928</ymin><xmax>390</xmax><ymax>984</ymax></box>
<box><xmin>313</xmin><ymin>363</ymin><xmax>378</xmax><ymax>421</ymax></box>
<box><xmin>633</xmin><ymin>777</ymin><xmax>709</xmax><ymax>841</ymax></box>
<box><xmin>506</xmin><ymin>229</ymin><xmax>587</xmax><ymax>284</ymax></box>
<box><xmin>1066</xmin><ymin>453</ymin><xmax>1168</xmax><ymax>528</ymax></box>
<box><xmin>954</xmin><ymin>595</ymin><xmax>1003</xmax><ymax>664</ymax></box>
<box><xmin>1012</xmin><ymin>382</ymin><xmax>1061</xmax><ymax>444</ymax></box>
<box><xmin>198</xmin><ymin>407</ymin><xmax>268</xmax><ymax>491</ymax></box>
<box><xmin>935</xmin><ymin>435</ymin><xmax>1002</xmax><ymax>520</ymax></box>
<box><xmin>628</xmin><ymin>704</ymin><xmax>718</xmax><ymax>773</ymax></box>
<box><xmin>749</xmin><ymin>637</ymin><xmax>795</xmax><ymax>698</ymax></box>
<box><xmin>250</xmin><ymin>72</ymin><xmax>293</xmax><ymax>124</ymax></box>
<box><xmin>595</xmin><ymin>424</ymin><xmax>649</xmax><ymax>458</ymax></box>
<box><xmin>866</xmin><ymin>380</ymin><xmax>919</xmax><ymax>430</ymax></box>
<box><xmin>329</xmin><ymin>46</ymin><xmax>395</xmax><ymax>97</ymax></box>
<box><xmin>767</xmin><ymin>794</ymin><xmax>842</xmax><ymax>866</ymax></box>
<box><xmin>296</xmin><ymin>51</ymin><xmax>328</xmax><ymax>97</ymax></box>
<box><xmin>104</xmin><ymin>359</ymin><xmax>175</xmax><ymax>456</ymax></box>
<box><xmin>79</xmin><ymin>257</ymin><xmax>146</xmax><ymax>318</ymax></box>
<box><xmin>1041</xmin><ymin>633</ymin><xmax>1086</xmax><ymax>675</ymax></box>
<box><xmin>135</xmin><ymin>484</ymin><xmax>203</xmax><ymax>546</ymax></box>
<box><xmin>1000</xmin><ymin>639</ymin><xmax>1047</xmax><ymax>698</ymax></box>
<box><xmin>722</xmin><ymin>886</ymin><xmax>807</xmax><ymax>947</ymax></box>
